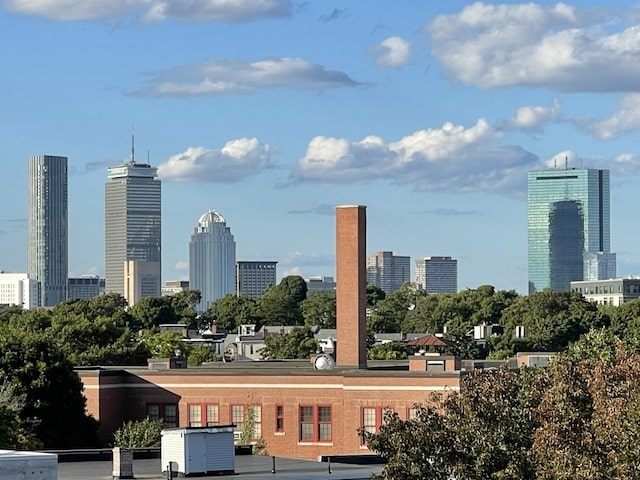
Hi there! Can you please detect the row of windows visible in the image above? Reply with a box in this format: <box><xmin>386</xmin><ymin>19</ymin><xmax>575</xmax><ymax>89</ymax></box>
<box><xmin>151</xmin><ymin>403</ymin><xmax>422</xmax><ymax>445</ymax></box>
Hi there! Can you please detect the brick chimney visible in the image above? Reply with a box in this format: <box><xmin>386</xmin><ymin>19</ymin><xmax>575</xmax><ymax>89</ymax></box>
<box><xmin>335</xmin><ymin>205</ymin><xmax>367</xmax><ymax>369</ymax></box>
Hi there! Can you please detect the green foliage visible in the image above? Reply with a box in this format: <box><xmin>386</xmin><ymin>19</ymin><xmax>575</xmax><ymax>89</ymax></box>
<box><xmin>142</xmin><ymin>331</ymin><xmax>188</xmax><ymax>358</ymax></box>
<box><xmin>367</xmin><ymin>334</ymin><xmax>640</xmax><ymax>480</ymax></box>
<box><xmin>113</xmin><ymin>418</ymin><xmax>163</xmax><ymax>448</ymax></box>
<box><xmin>205</xmin><ymin>294</ymin><xmax>262</xmax><ymax>332</ymax></box>
<box><xmin>0</xmin><ymin>379</ymin><xmax>38</xmax><ymax>449</ymax></box>
<box><xmin>278</xmin><ymin>275</ymin><xmax>308</xmax><ymax>303</ymax></box>
<box><xmin>367</xmin><ymin>341</ymin><xmax>408</xmax><ymax>360</ymax></box>
<box><xmin>366</xmin><ymin>284</ymin><xmax>386</xmax><ymax>307</ymax></box>
<box><xmin>496</xmin><ymin>290</ymin><xmax>604</xmax><ymax>355</ymax></box>
<box><xmin>187</xmin><ymin>344</ymin><xmax>220</xmax><ymax>366</ymax></box>
<box><xmin>239</xmin><ymin>406</ymin><xmax>258</xmax><ymax>445</ymax></box>
<box><xmin>0</xmin><ymin>323</ymin><xmax>98</xmax><ymax>448</ymax></box>
<box><xmin>129</xmin><ymin>296</ymin><xmax>181</xmax><ymax>331</ymax></box>
<box><xmin>258</xmin><ymin>284</ymin><xmax>304</xmax><ymax>326</ymax></box>
<box><xmin>301</xmin><ymin>291</ymin><xmax>336</xmax><ymax>328</ymax></box>
<box><xmin>259</xmin><ymin>326</ymin><xmax>318</xmax><ymax>359</ymax></box>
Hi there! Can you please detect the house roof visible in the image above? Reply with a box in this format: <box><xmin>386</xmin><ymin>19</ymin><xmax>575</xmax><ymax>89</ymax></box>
<box><xmin>405</xmin><ymin>334</ymin><xmax>452</xmax><ymax>347</ymax></box>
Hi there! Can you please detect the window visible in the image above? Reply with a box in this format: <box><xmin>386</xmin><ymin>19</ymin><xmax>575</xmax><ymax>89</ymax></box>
<box><xmin>361</xmin><ymin>407</ymin><xmax>393</xmax><ymax>444</ymax></box>
<box><xmin>147</xmin><ymin>403</ymin><xmax>178</xmax><ymax>428</ymax></box>
<box><xmin>232</xmin><ymin>405</ymin><xmax>262</xmax><ymax>440</ymax></box>
<box><xmin>189</xmin><ymin>405</ymin><xmax>202</xmax><ymax>427</ymax></box>
<box><xmin>232</xmin><ymin>405</ymin><xmax>245</xmax><ymax>433</ymax></box>
<box><xmin>299</xmin><ymin>405</ymin><xmax>332</xmax><ymax>442</ymax></box>
<box><xmin>207</xmin><ymin>405</ymin><xmax>219</xmax><ymax>426</ymax></box>
<box><xmin>275</xmin><ymin>405</ymin><xmax>284</xmax><ymax>433</ymax></box>
<box><xmin>188</xmin><ymin>404</ymin><xmax>219</xmax><ymax>427</ymax></box>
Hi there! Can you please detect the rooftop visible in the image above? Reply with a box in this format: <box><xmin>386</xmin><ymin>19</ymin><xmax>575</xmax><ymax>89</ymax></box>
<box><xmin>56</xmin><ymin>453</ymin><xmax>383</xmax><ymax>480</ymax></box>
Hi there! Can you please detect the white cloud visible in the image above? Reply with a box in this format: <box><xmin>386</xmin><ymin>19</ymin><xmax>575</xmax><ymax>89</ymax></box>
<box><xmin>427</xmin><ymin>3</ymin><xmax>640</xmax><ymax>92</ymax></box>
<box><xmin>574</xmin><ymin>94</ymin><xmax>640</xmax><ymax>140</ymax></box>
<box><xmin>497</xmin><ymin>99</ymin><xmax>562</xmax><ymax>134</ymax></box>
<box><xmin>543</xmin><ymin>149</ymin><xmax>640</xmax><ymax>177</ymax></box>
<box><xmin>158</xmin><ymin>138</ymin><xmax>271</xmax><ymax>182</ymax></box>
<box><xmin>368</xmin><ymin>36</ymin><xmax>412</xmax><ymax>68</ymax></box>
<box><xmin>291</xmin><ymin>118</ymin><xmax>541</xmax><ymax>194</ymax></box>
<box><xmin>4</xmin><ymin>0</ymin><xmax>293</xmax><ymax>22</ymax></box>
<box><xmin>135</xmin><ymin>57</ymin><xmax>362</xmax><ymax>97</ymax></box>
<box><xmin>174</xmin><ymin>260</ymin><xmax>189</xmax><ymax>271</ymax></box>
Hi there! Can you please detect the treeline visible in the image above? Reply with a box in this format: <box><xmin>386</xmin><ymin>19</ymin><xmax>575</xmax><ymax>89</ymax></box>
<box><xmin>366</xmin><ymin>330</ymin><xmax>640</xmax><ymax>480</ymax></box>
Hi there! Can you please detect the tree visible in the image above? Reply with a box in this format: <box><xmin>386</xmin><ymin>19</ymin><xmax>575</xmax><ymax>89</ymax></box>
<box><xmin>258</xmin><ymin>285</ymin><xmax>304</xmax><ymax>326</ymax></box>
<box><xmin>0</xmin><ymin>379</ymin><xmax>37</xmax><ymax>449</ymax></box>
<box><xmin>169</xmin><ymin>290</ymin><xmax>201</xmax><ymax>328</ymax></box>
<box><xmin>187</xmin><ymin>344</ymin><xmax>220</xmax><ymax>366</ymax></box>
<box><xmin>113</xmin><ymin>418</ymin><xmax>163</xmax><ymax>448</ymax></box>
<box><xmin>367</xmin><ymin>341</ymin><xmax>407</xmax><ymax>360</ymax></box>
<box><xmin>259</xmin><ymin>326</ymin><xmax>317</xmax><ymax>359</ymax></box>
<box><xmin>142</xmin><ymin>331</ymin><xmax>188</xmax><ymax>358</ymax></box>
<box><xmin>205</xmin><ymin>294</ymin><xmax>262</xmax><ymax>332</ymax></box>
<box><xmin>364</xmin><ymin>402</ymin><xmax>452</xmax><ymax>480</ymax></box>
<box><xmin>278</xmin><ymin>275</ymin><xmax>308</xmax><ymax>303</ymax></box>
<box><xmin>0</xmin><ymin>324</ymin><xmax>98</xmax><ymax>448</ymax></box>
<box><xmin>301</xmin><ymin>291</ymin><xmax>336</xmax><ymax>328</ymax></box>
<box><xmin>129</xmin><ymin>296</ymin><xmax>180</xmax><ymax>331</ymax></box>
<box><xmin>496</xmin><ymin>290</ymin><xmax>603</xmax><ymax>355</ymax></box>
<box><xmin>366</xmin><ymin>284</ymin><xmax>386</xmax><ymax>307</ymax></box>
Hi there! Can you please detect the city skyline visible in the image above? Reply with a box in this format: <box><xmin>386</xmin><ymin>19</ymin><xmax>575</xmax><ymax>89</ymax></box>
<box><xmin>5</xmin><ymin>1</ymin><xmax>640</xmax><ymax>294</ymax></box>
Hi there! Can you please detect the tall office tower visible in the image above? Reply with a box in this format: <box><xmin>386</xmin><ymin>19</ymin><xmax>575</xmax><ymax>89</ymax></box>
<box><xmin>415</xmin><ymin>256</ymin><xmax>458</xmax><ymax>293</ymax></box>
<box><xmin>366</xmin><ymin>251</ymin><xmax>410</xmax><ymax>293</ymax></box>
<box><xmin>28</xmin><ymin>155</ymin><xmax>68</xmax><ymax>306</ymax></box>
<box><xmin>189</xmin><ymin>210</ymin><xmax>236</xmax><ymax>312</ymax></box>
<box><xmin>528</xmin><ymin>168</ymin><xmax>613</xmax><ymax>293</ymax></box>
<box><xmin>236</xmin><ymin>261</ymin><xmax>277</xmax><ymax>299</ymax></box>
<box><xmin>105</xmin><ymin>148</ymin><xmax>161</xmax><ymax>298</ymax></box>
<box><xmin>336</xmin><ymin>205</ymin><xmax>367</xmax><ymax>369</ymax></box>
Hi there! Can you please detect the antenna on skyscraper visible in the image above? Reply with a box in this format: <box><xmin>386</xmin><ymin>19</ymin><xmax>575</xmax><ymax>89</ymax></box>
<box><xmin>130</xmin><ymin>127</ymin><xmax>135</xmax><ymax>165</ymax></box>
<box><xmin>147</xmin><ymin>149</ymin><xmax>150</xmax><ymax>164</ymax></box>
<box><xmin>565</xmin><ymin>155</ymin><xmax>568</xmax><ymax>170</ymax></box>
<box><xmin>554</xmin><ymin>157</ymin><xmax>557</xmax><ymax>169</ymax></box>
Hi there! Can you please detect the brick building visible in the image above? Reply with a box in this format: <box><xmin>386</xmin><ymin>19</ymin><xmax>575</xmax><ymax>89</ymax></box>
<box><xmin>77</xmin><ymin>205</ymin><xmax>464</xmax><ymax>460</ymax></box>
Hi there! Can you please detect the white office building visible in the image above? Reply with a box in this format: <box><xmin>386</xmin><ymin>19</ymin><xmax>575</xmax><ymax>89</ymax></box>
<box><xmin>0</xmin><ymin>273</ymin><xmax>38</xmax><ymax>309</ymax></box>
<box><xmin>189</xmin><ymin>211</ymin><xmax>236</xmax><ymax>312</ymax></box>
<box><xmin>415</xmin><ymin>256</ymin><xmax>458</xmax><ymax>294</ymax></box>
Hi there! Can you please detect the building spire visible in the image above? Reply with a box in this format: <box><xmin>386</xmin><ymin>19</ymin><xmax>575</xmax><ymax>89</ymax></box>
<box><xmin>130</xmin><ymin>127</ymin><xmax>135</xmax><ymax>165</ymax></box>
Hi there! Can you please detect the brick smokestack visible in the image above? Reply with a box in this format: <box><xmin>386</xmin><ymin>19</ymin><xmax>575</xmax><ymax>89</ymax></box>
<box><xmin>335</xmin><ymin>205</ymin><xmax>367</xmax><ymax>369</ymax></box>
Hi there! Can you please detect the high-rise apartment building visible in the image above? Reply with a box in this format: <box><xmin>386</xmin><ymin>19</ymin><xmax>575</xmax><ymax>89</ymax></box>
<box><xmin>28</xmin><ymin>155</ymin><xmax>68</xmax><ymax>306</ymax></box>
<box><xmin>105</xmin><ymin>153</ymin><xmax>161</xmax><ymax>298</ymax></box>
<box><xmin>189</xmin><ymin>210</ymin><xmax>236</xmax><ymax>312</ymax></box>
<box><xmin>366</xmin><ymin>251</ymin><xmax>410</xmax><ymax>293</ymax></box>
<box><xmin>236</xmin><ymin>261</ymin><xmax>277</xmax><ymax>299</ymax></box>
<box><xmin>528</xmin><ymin>168</ymin><xmax>614</xmax><ymax>293</ymax></box>
<box><xmin>415</xmin><ymin>256</ymin><xmax>458</xmax><ymax>293</ymax></box>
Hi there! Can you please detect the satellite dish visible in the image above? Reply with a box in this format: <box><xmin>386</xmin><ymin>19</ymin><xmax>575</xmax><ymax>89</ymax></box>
<box><xmin>313</xmin><ymin>354</ymin><xmax>335</xmax><ymax>370</ymax></box>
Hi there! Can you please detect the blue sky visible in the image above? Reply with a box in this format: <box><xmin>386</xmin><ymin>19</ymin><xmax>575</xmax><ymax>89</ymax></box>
<box><xmin>3</xmin><ymin>0</ymin><xmax>640</xmax><ymax>294</ymax></box>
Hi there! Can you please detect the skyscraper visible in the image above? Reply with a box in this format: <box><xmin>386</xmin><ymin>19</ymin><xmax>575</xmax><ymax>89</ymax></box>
<box><xmin>236</xmin><ymin>261</ymin><xmax>277</xmax><ymax>299</ymax></box>
<box><xmin>415</xmin><ymin>256</ymin><xmax>458</xmax><ymax>293</ymax></box>
<box><xmin>28</xmin><ymin>155</ymin><xmax>68</xmax><ymax>306</ymax></box>
<box><xmin>528</xmin><ymin>168</ymin><xmax>613</xmax><ymax>293</ymax></box>
<box><xmin>366</xmin><ymin>251</ymin><xmax>410</xmax><ymax>293</ymax></box>
<box><xmin>189</xmin><ymin>210</ymin><xmax>236</xmax><ymax>312</ymax></box>
<box><xmin>105</xmin><ymin>147</ymin><xmax>161</xmax><ymax>298</ymax></box>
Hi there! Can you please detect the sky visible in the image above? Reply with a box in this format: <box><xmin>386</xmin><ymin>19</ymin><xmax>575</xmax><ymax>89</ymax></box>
<box><xmin>3</xmin><ymin>0</ymin><xmax>640</xmax><ymax>295</ymax></box>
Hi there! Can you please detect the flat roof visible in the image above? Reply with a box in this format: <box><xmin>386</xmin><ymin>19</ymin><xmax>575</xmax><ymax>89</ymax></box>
<box><xmin>57</xmin><ymin>454</ymin><xmax>383</xmax><ymax>480</ymax></box>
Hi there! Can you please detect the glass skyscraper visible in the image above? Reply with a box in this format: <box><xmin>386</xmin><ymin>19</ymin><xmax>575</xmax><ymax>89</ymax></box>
<box><xmin>28</xmin><ymin>155</ymin><xmax>68</xmax><ymax>306</ymax></box>
<box><xmin>105</xmin><ymin>160</ymin><xmax>161</xmax><ymax>297</ymax></box>
<box><xmin>189</xmin><ymin>210</ymin><xmax>236</xmax><ymax>312</ymax></box>
<box><xmin>527</xmin><ymin>168</ymin><xmax>612</xmax><ymax>294</ymax></box>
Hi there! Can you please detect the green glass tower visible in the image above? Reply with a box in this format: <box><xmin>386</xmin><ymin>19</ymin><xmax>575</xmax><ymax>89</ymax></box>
<box><xmin>528</xmin><ymin>168</ymin><xmax>610</xmax><ymax>294</ymax></box>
